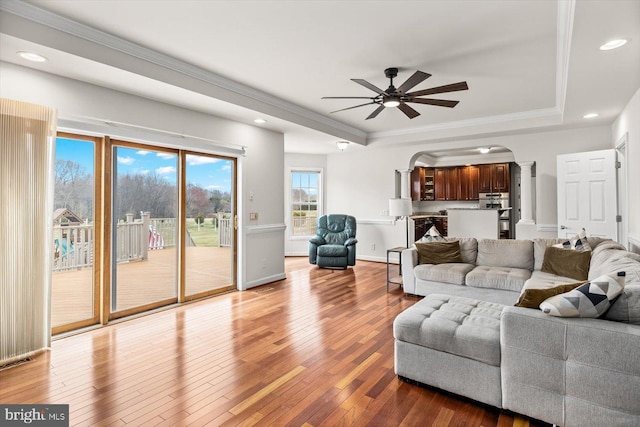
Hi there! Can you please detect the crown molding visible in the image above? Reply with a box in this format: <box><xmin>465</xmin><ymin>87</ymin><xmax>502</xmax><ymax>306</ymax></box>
<box><xmin>1</xmin><ymin>0</ymin><xmax>575</xmax><ymax>147</ymax></box>
<box><xmin>555</xmin><ymin>0</ymin><xmax>575</xmax><ymax>118</ymax></box>
<box><xmin>368</xmin><ymin>107</ymin><xmax>561</xmax><ymax>141</ymax></box>
<box><xmin>0</xmin><ymin>0</ymin><xmax>367</xmax><ymax>142</ymax></box>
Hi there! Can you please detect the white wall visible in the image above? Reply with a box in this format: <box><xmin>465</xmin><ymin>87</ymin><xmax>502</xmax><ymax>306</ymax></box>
<box><xmin>326</xmin><ymin>126</ymin><xmax>611</xmax><ymax>260</ymax></box>
<box><xmin>284</xmin><ymin>153</ymin><xmax>326</xmax><ymax>256</ymax></box>
<box><xmin>0</xmin><ymin>61</ymin><xmax>285</xmax><ymax>289</ymax></box>
<box><xmin>612</xmin><ymin>87</ymin><xmax>640</xmax><ymax>252</ymax></box>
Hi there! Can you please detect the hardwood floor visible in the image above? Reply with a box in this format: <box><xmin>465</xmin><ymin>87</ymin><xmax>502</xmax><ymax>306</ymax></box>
<box><xmin>1</xmin><ymin>258</ymin><xmax>549</xmax><ymax>426</ymax></box>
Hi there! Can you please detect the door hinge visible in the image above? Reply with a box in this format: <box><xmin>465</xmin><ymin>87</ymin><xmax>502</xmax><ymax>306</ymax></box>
<box><xmin>616</xmin><ymin>215</ymin><xmax>622</xmax><ymax>223</ymax></box>
<box><xmin>615</xmin><ymin>161</ymin><xmax>621</xmax><ymax>169</ymax></box>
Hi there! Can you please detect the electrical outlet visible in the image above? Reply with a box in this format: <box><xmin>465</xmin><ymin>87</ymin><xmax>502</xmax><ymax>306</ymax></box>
<box><xmin>382</xmin><ymin>209</ymin><xmax>388</xmax><ymax>216</ymax></box>
<box><xmin>370</xmin><ymin>243</ymin><xmax>375</xmax><ymax>250</ymax></box>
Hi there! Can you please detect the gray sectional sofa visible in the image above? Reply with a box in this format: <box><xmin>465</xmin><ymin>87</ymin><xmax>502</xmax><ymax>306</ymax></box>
<box><xmin>394</xmin><ymin>237</ymin><xmax>640</xmax><ymax>427</ymax></box>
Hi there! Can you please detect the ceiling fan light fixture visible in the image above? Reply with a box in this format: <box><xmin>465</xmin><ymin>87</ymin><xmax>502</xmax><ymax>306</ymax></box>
<box><xmin>599</xmin><ymin>39</ymin><xmax>628</xmax><ymax>50</ymax></box>
<box><xmin>383</xmin><ymin>99</ymin><xmax>400</xmax><ymax>108</ymax></box>
<box><xmin>336</xmin><ymin>141</ymin><xmax>350</xmax><ymax>151</ymax></box>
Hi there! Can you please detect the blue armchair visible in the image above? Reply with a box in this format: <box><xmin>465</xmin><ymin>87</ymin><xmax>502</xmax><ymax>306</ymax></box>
<box><xmin>309</xmin><ymin>214</ymin><xmax>357</xmax><ymax>268</ymax></box>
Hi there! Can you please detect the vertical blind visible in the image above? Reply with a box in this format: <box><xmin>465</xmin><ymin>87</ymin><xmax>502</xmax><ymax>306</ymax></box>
<box><xmin>0</xmin><ymin>99</ymin><xmax>57</xmax><ymax>364</ymax></box>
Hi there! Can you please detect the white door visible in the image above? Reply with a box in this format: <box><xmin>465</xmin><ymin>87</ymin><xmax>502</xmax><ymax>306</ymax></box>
<box><xmin>557</xmin><ymin>149</ymin><xmax>617</xmax><ymax>239</ymax></box>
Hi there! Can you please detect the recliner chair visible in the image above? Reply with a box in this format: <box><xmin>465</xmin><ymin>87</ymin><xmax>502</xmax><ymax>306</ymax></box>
<box><xmin>309</xmin><ymin>214</ymin><xmax>357</xmax><ymax>268</ymax></box>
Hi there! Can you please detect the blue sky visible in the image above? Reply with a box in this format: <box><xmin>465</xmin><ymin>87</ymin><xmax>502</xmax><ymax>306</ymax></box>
<box><xmin>56</xmin><ymin>138</ymin><xmax>233</xmax><ymax>192</ymax></box>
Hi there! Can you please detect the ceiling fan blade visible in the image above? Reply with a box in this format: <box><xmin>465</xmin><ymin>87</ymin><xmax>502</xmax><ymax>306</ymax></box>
<box><xmin>406</xmin><ymin>81</ymin><xmax>469</xmax><ymax>97</ymax></box>
<box><xmin>408</xmin><ymin>98</ymin><xmax>460</xmax><ymax>108</ymax></box>
<box><xmin>330</xmin><ymin>101</ymin><xmax>378</xmax><ymax>114</ymax></box>
<box><xmin>366</xmin><ymin>105</ymin><xmax>386</xmax><ymax>120</ymax></box>
<box><xmin>397</xmin><ymin>70</ymin><xmax>431</xmax><ymax>94</ymax></box>
<box><xmin>398</xmin><ymin>103</ymin><xmax>420</xmax><ymax>119</ymax></box>
<box><xmin>322</xmin><ymin>96</ymin><xmax>377</xmax><ymax>99</ymax></box>
<box><xmin>352</xmin><ymin>79</ymin><xmax>386</xmax><ymax>95</ymax></box>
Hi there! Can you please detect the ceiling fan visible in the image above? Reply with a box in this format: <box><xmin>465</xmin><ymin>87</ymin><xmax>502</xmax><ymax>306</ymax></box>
<box><xmin>322</xmin><ymin>67</ymin><xmax>468</xmax><ymax>120</ymax></box>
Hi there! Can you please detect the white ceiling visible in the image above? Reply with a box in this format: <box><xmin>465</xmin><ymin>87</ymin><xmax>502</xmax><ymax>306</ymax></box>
<box><xmin>0</xmin><ymin>0</ymin><xmax>638</xmax><ymax>154</ymax></box>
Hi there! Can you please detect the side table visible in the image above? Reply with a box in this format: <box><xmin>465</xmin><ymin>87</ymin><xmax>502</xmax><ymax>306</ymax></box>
<box><xmin>386</xmin><ymin>246</ymin><xmax>406</xmax><ymax>291</ymax></box>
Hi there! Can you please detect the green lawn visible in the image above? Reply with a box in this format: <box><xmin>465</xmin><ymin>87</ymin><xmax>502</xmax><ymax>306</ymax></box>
<box><xmin>186</xmin><ymin>218</ymin><xmax>219</xmax><ymax>247</ymax></box>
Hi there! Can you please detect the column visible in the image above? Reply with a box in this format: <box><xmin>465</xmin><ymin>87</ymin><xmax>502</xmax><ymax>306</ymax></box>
<box><xmin>518</xmin><ymin>161</ymin><xmax>535</xmax><ymax>224</ymax></box>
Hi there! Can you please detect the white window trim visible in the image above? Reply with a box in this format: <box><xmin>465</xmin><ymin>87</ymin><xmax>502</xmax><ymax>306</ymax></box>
<box><xmin>287</xmin><ymin>167</ymin><xmax>323</xmax><ymax>239</ymax></box>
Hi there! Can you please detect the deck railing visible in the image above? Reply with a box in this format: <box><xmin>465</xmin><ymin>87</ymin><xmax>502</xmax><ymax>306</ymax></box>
<box><xmin>53</xmin><ymin>223</ymin><xmax>94</xmax><ymax>271</ymax></box>
<box><xmin>218</xmin><ymin>212</ymin><xmax>232</xmax><ymax>247</ymax></box>
<box><xmin>53</xmin><ymin>212</ymin><xmax>233</xmax><ymax>271</ymax></box>
<box><xmin>292</xmin><ymin>215</ymin><xmax>317</xmax><ymax>236</ymax></box>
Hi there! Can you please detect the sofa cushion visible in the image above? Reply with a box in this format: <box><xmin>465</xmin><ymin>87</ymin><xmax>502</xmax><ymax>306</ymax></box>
<box><xmin>515</xmin><ymin>282</ymin><xmax>584</xmax><ymax>308</ymax></box>
<box><xmin>415</xmin><ymin>241</ymin><xmax>463</xmax><ymax>265</ymax></box>
<box><xmin>393</xmin><ymin>294</ymin><xmax>504</xmax><ymax>366</ymax></box>
<box><xmin>540</xmin><ymin>274</ymin><xmax>625</xmax><ymax>318</ymax></box>
<box><xmin>605</xmin><ymin>285</ymin><xmax>640</xmax><ymax>324</ymax></box>
<box><xmin>414</xmin><ymin>263</ymin><xmax>476</xmax><ymax>286</ymax></box>
<box><xmin>541</xmin><ymin>246</ymin><xmax>591</xmax><ymax>281</ymax></box>
<box><xmin>445</xmin><ymin>237</ymin><xmax>478</xmax><ymax>264</ymax></box>
<box><xmin>466</xmin><ymin>266</ymin><xmax>532</xmax><ymax>292</ymax></box>
<box><xmin>589</xmin><ymin>242</ymin><xmax>640</xmax><ymax>285</ymax></box>
<box><xmin>532</xmin><ymin>238</ymin><xmax>567</xmax><ymax>270</ymax></box>
<box><xmin>317</xmin><ymin>244</ymin><xmax>347</xmax><ymax>257</ymax></box>
<box><xmin>476</xmin><ymin>239</ymin><xmax>533</xmax><ymax>270</ymax></box>
<box><xmin>522</xmin><ymin>270</ymin><xmax>585</xmax><ymax>291</ymax></box>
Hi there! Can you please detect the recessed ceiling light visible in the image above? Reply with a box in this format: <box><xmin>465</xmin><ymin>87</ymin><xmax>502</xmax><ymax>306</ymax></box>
<box><xmin>583</xmin><ymin>113</ymin><xmax>599</xmax><ymax>119</ymax></box>
<box><xmin>599</xmin><ymin>39</ymin><xmax>628</xmax><ymax>51</ymax></box>
<box><xmin>17</xmin><ymin>51</ymin><xmax>47</xmax><ymax>62</ymax></box>
<box><xmin>479</xmin><ymin>147</ymin><xmax>491</xmax><ymax>154</ymax></box>
<box><xmin>253</xmin><ymin>118</ymin><xmax>267</xmax><ymax>124</ymax></box>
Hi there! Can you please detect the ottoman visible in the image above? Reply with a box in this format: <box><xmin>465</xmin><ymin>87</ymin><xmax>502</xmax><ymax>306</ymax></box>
<box><xmin>393</xmin><ymin>294</ymin><xmax>505</xmax><ymax>408</ymax></box>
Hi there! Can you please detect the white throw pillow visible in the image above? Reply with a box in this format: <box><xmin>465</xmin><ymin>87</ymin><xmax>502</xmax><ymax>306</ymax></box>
<box><xmin>539</xmin><ymin>274</ymin><xmax>624</xmax><ymax>318</ymax></box>
<box><xmin>553</xmin><ymin>228</ymin><xmax>591</xmax><ymax>251</ymax></box>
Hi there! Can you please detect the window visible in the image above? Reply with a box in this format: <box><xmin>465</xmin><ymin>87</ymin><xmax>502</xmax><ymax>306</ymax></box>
<box><xmin>290</xmin><ymin>170</ymin><xmax>321</xmax><ymax>236</ymax></box>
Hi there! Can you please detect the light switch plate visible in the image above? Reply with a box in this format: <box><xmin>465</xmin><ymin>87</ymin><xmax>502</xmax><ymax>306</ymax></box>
<box><xmin>249</xmin><ymin>212</ymin><xmax>258</xmax><ymax>220</ymax></box>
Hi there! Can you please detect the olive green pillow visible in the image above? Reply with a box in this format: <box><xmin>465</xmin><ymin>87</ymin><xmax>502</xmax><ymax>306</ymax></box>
<box><xmin>415</xmin><ymin>241</ymin><xmax>463</xmax><ymax>265</ymax></box>
<box><xmin>541</xmin><ymin>246</ymin><xmax>591</xmax><ymax>281</ymax></box>
<box><xmin>515</xmin><ymin>282</ymin><xmax>585</xmax><ymax>308</ymax></box>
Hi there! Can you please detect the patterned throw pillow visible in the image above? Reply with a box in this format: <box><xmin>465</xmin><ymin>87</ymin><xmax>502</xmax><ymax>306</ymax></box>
<box><xmin>416</xmin><ymin>225</ymin><xmax>445</xmax><ymax>243</ymax></box>
<box><xmin>553</xmin><ymin>228</ymin><xmax>591</xmax><ymax>251</ymax></box>
<box><xmin>539</xmin><ymin>274</ymin><xmax>624</xmax><ymax>318</ymax></box>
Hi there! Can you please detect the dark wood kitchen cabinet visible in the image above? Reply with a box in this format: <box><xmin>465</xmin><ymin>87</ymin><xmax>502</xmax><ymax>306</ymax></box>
<box><xmin>411</xmin><ymin>167</ymin><xmax>435</xmax><ymax>201</ymax></box>
<box><xmin>479</xmin><ymin>163</ymin><xmax>510</xmax><ymax>193</ymax></box>
<box><xmin>459</xmin><ymin>165</ymin><xmax>480</xmax><ymax>200</ymax></box>
<box><xmin>434</xmin><ymin>168</ymin><xmax>459</xmax><ymax>201</ymax></box>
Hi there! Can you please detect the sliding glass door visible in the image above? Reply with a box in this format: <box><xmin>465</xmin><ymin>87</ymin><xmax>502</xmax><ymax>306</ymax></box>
<box><xmin>184</xmin><ymin>153</ymin><xmax>235</xmax><ymax>299</ymax></box>
<box><xmin>51</xmin><ymin>134</ymin><xmax>101</xmax><ymax>334</ymax></box>
<box><xmin>51</xmin><ymin>134</ymin><xmax>237</xmax><ymax>331</ymax></box>
<box><xmin>110</xmin><ymin>143</ymin><xmax>179</xmax><ymax>316</ymax></box>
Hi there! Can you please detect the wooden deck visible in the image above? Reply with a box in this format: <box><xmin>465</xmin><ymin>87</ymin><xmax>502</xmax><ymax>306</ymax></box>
<box><xmin>52</xmin><ymin>247</ymin><xmax>232</xmax><ymax>327</ymax></box>
<box><xmin>5</xmin><ymin>258</ymin><xmax>549</xmax><ymax>426</ymax></box>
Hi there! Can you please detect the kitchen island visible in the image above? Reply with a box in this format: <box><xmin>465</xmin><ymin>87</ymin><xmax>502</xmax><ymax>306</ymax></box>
<box><xmin>447</xmin><ymin>208</ymin><xmax>504</xmax><ymax>239</ymax></box>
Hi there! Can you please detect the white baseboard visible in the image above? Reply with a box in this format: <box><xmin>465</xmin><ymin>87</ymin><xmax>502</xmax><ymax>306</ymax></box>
<box><xmin>245</xmin><ymin>273</ymin><xmax>286</xmax><ymax>289</ymax></box>
<box><xmin>536</xmin><ymin>224</ymin><xmax>557</xmax><ymax>233</ymax></box>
